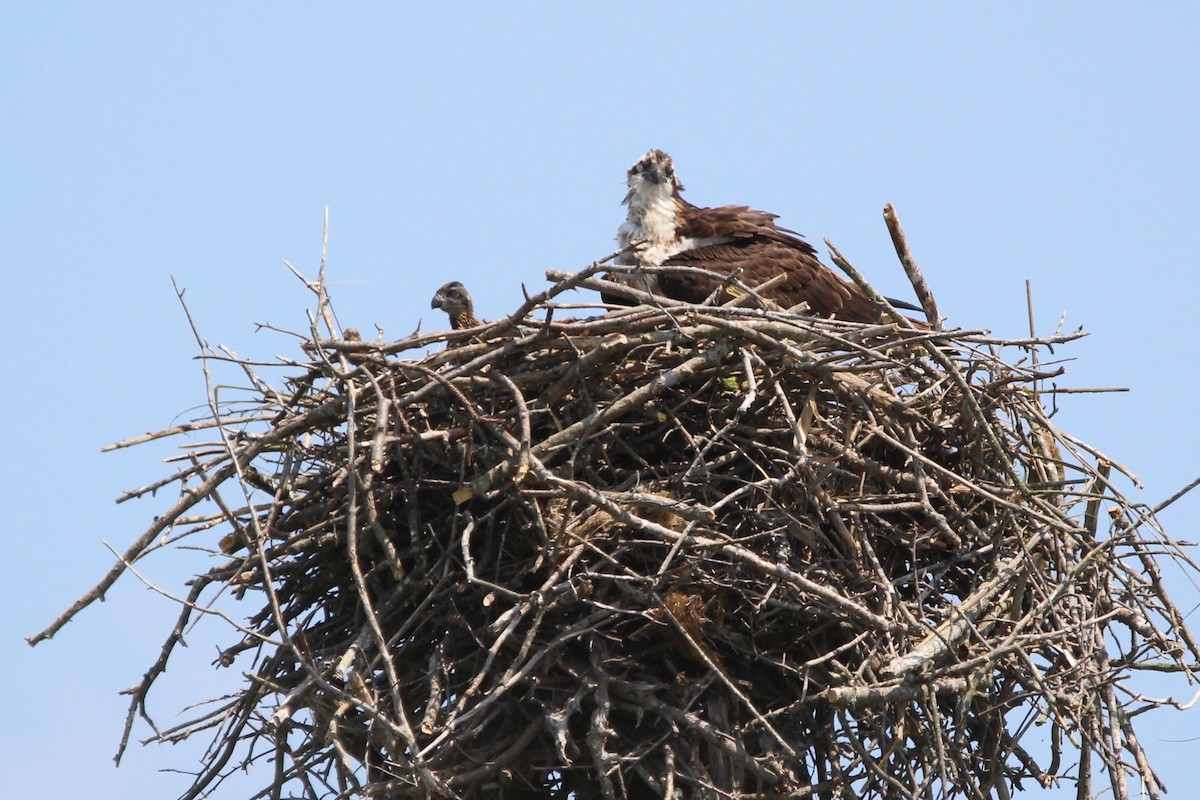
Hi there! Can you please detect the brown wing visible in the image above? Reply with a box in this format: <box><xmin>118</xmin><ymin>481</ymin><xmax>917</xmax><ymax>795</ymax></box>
<box><xmin>676</xmin><ymin>204</ymin><xmax>796</xmax><ymax>243</ymax></box>
<box><xmin>664</xmin><ymin>204</ymin><xmax>881</xmax><ymax>322</ymax></box>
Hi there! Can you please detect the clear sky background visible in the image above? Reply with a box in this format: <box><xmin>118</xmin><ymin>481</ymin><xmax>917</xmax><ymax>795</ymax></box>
<box><xmin>4</xmin><ymin>4</ymin><xmax>1199</xmax><ymax>798</ymax></box>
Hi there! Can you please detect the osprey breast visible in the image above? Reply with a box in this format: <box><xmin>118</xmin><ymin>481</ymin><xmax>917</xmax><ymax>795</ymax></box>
<box><xmin>619</xmin><ymin>195</ymin><xmax>736</xmax><ymax>266</ymax></box>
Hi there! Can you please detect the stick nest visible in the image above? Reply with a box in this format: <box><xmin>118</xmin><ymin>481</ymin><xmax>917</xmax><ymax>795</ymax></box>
<box><xmin>42</xmin><ymin>260</ymin><xmax>1200</xmax><ymax>800</ymax></box>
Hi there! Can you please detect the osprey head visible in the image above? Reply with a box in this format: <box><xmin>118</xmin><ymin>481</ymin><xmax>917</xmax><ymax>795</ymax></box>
<box><xmin>430</xmin><ymin>280</ymin><xmax>478</xmax><ymax>329</ymax></box>
<box><xmin>624</xmin><ymin>149</ymin><xmax>683</xmax><ymax>205</ymax></box>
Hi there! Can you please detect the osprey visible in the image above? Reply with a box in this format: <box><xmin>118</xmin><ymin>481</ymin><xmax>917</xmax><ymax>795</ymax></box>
<box><xmin>430</xmin><ymin>281</ymin><xmax>481</xmax><ymax>329</ymax></box>
<box><xmin>607</xmin><ymin>149</ymin><xmax>919</xmax><ymax>323</ymax></box>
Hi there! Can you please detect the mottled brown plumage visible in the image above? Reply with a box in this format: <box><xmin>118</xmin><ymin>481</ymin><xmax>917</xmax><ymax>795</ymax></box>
<box><xmin>608</xmin><ymin>149</ymin><xmax>920</xmax><ymax>323</ymax></box>
<box><xmin>430</xmin><ymin>281</ymin><xmax>481</xmax><ymax>330</ymax></box>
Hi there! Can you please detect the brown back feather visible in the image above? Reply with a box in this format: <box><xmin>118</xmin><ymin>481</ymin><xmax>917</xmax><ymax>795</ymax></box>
<box><xmin>663</xmin><ymin>204</ymin><xmax>882</xmax><ymax>321</ymax></box>
<box><xmin>677</xmin><ymin>204</ymin><xmax>789</xmax><ymax>242</ymax></box>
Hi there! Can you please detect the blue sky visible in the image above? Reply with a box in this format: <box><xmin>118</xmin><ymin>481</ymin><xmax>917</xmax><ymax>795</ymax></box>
<box><xmin>4</xmin><ymin>4</ymin><xmax>1199</xmax><ymax>798</ymax></box>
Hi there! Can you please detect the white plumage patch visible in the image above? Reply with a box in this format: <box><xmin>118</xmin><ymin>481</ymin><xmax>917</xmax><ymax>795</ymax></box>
<box><xmin>616</xmin><ymin>157</ymin><xmax>734</xmax><ymax>276</ymax></box>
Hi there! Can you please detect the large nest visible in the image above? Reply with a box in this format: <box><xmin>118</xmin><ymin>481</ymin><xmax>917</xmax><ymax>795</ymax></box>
<box><xmin>34</xmin><ymin>236</ymin><xmax>1199</xmax><ymax>800</ymax></box>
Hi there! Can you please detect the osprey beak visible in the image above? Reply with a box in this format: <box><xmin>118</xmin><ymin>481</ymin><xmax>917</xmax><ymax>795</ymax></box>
<box><xmin>430</xmin><ymin>292</ymin><xmax>444</xmax><ymax>310</ymax></box>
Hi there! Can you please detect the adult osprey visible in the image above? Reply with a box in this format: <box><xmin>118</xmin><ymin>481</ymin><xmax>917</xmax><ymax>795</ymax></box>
<box><xmin>607</xmin><ymin>149</ymin><xmax>918</xmax><ymax>323</ymax></box>
<box><xmin>430</xmin><ymin>281</ymin><xmax>481</xmax><ymax>329</ymax></box>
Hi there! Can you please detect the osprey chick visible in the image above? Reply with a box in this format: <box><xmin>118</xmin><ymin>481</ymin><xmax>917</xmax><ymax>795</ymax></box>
<box><xmin>430</xmin><ymin>281</ymin><xmax>481</xmax><ymax>330</ymax></box>
<box><xmin>608</xmin><ymin>149</ymin><xmax>919</xmax><ymax>323</ymax></box>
